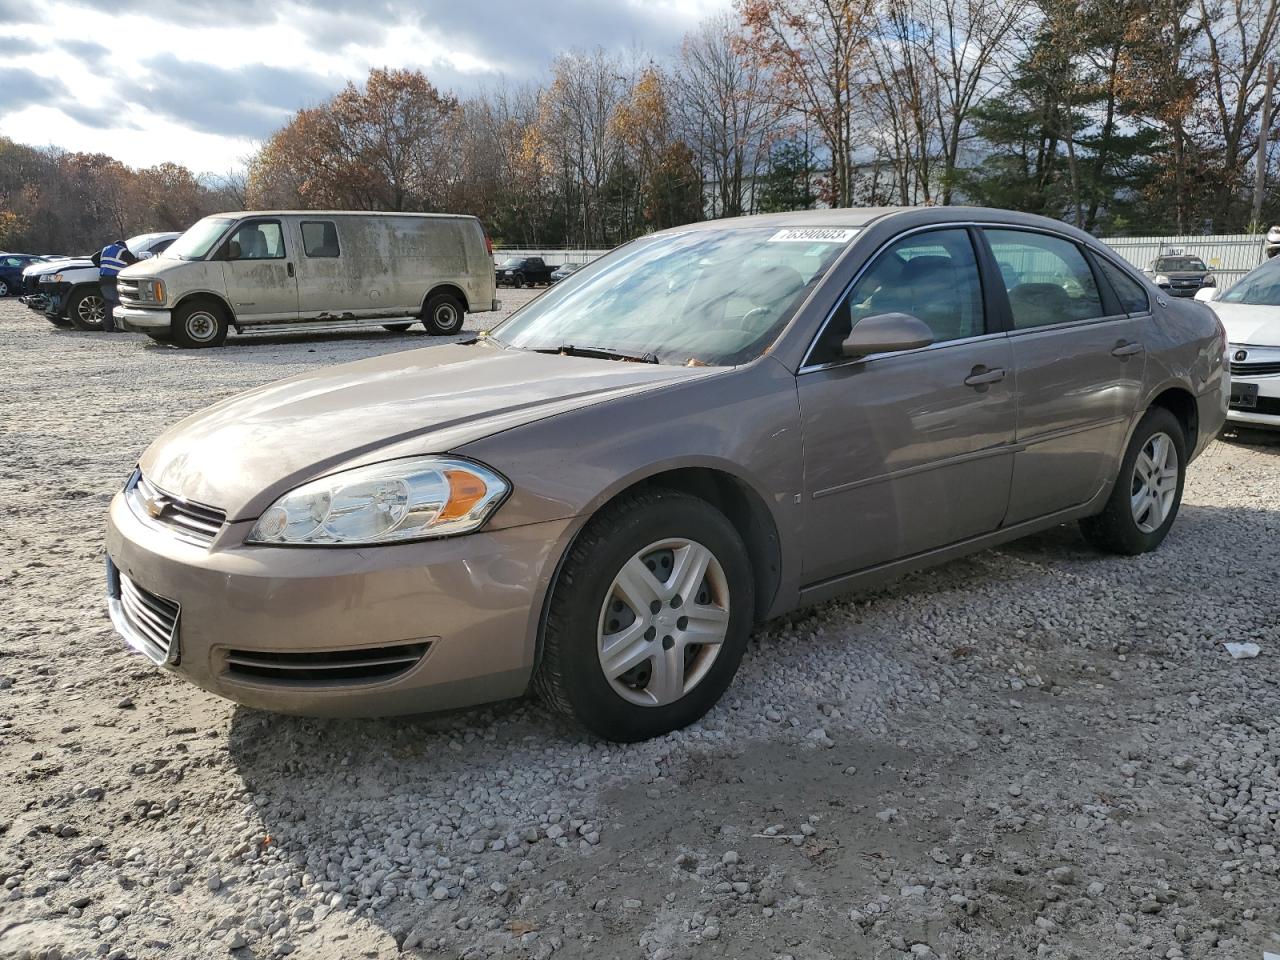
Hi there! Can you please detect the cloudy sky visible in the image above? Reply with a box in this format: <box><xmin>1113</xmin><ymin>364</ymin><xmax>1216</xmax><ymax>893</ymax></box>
<box><xmin>0</xmin><ymin>0</ymin><xmax>730</xmax><ymax>175</ymax></box>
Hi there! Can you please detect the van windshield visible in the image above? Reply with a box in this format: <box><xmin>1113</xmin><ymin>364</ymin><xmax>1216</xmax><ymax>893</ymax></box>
<box><xmin>166</xmin><ymin>217</ymin><xmax>235</xmax><ymax>260</ymax></box>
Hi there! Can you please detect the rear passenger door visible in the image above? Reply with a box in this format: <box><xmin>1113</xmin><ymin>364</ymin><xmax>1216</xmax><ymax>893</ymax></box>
<box><xmin>292</xmin><ymin>218</ymin><xmax>363</xmax><ymax>319</ymax></box>
<box><xmin>798</xmin><ymin>227</ymin><xmax>1017</xmax><ymax>583</ymax></box>
<box><xmin>981</xmin><ymin>228</ymin><xmax>1146</xmax><ymax>525</ymax></box>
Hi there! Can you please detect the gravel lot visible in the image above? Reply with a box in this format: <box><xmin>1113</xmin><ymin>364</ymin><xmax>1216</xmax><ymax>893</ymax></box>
<box><xmin>2</xmin><ymin>292</ymin><xmax>1279</xmax><ymax>960</ymax></box>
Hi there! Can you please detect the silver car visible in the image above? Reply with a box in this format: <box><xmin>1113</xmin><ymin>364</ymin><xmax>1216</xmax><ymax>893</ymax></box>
<box><xmin>105</xmin><ymin>207</ymin><xmax>1229</xmax><ymax>741</ymax></box>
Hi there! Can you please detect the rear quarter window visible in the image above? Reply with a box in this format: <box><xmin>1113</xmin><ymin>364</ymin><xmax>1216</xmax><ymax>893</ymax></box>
<box><xmin>1095</xmin><ymin>257</ymin><xmax>1150</xmax><ymax>314</ymax></box>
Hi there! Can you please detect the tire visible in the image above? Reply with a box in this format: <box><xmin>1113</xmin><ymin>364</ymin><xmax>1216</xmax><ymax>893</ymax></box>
<box><xmin>46</xmin><ymin>313</ymin><xmax>72</xmax><ymax>329</ymax></box>
<box><xmin>66</xmin><ymin>287</ymin><xmax>106</xmax><ymax>331</ymax></box>
<box><xmin>1080</xmin><ymin>406</ymin><xmax>1187</xmax><ymax>555</ymax></box>
<box><xmin>534</xmin><ymin>489</ymin><xmax>755</xmax><ymax>742</ymax></box>
<box><xmin>382</xmin><ymin>323</ymin><xmax>414</xmax><ymax>333</ymax></box>
<box><xmin>0</xmin><ymin>279</ymin><xmax>9</xmax><ymax>297</ymax></box>
<box><xmin>171</xmin><ymin>300</ymin><xmax>228</xmax><ymax>349</ymax></box>
<box><xmin>512</xmin><ymin>272</ymin><xmax>525</xmax><ymax>289</ymax></box>
<box><xmin>422</xmin><ymin>293</ymin><xmax>465</xmax><ymax>335</ymax></box>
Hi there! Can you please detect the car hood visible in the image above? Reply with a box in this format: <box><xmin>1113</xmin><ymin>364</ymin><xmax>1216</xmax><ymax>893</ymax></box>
<box><xmin>25</xmin><ymin>258</ymin><xmax>91</xmax><ymax>277</ymax></box>
<box><xmin>1211</xmin><ymin>303</ymin><xmax>1280</xmax><ymax>345</ymax></box>
<box><xmin>1158</xmin><ymin>271</ymin><xmax>1209</xmax><ymax>279</ymax></box>
<box><xmin>140</xmin><ymin>342</ymin><xmax>721</xmax><ymax>521</ymax></box>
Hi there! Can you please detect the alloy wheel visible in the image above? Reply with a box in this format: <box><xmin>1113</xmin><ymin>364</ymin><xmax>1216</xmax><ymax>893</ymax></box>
<box><xmin>596</xmin><ymin>538</ymin><xmax>730</xmax><ymax>707</ymax></box>
<box><xmin>1130</xmin><ymin>431</ymin><xmax>1178</xmax><ymax>533</ymax></box>
<box><xmin>78</xmin><ymin>295</ymin><xmax>104</xmax><ymax>325</ymax></box>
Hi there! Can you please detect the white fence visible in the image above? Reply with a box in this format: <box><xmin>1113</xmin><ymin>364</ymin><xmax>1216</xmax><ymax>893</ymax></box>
<box><xmin>495</xmin><ymin>234</ymin><xmax>1270</xmax><ymax>284</ymax></box>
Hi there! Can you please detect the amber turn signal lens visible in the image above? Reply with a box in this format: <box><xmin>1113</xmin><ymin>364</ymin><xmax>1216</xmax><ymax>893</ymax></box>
<box><xmin>439</xmin><ymin>469</ymin><xmax>489</xmax><ymax>521</ymax></box>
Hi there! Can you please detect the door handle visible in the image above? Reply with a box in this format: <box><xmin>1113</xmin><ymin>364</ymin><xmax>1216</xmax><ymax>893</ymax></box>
<box><xmin>1111</xmin><ymin>340</ymin><xmax>1142</xmax><ymax>358</ymax></box>
<box><xmin>964</xmin><ymin>366</ymin><xmax>1006</xmax><ymax>387</ymax></box>
<box><xmin>286</xmin><ymin>262</ymin><xmax>295</xmax><ymax>278</ymax></box>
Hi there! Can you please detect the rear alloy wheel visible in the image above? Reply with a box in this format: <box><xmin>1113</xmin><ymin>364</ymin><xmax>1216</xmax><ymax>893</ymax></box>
<box><xmin>172</xmin><ymin>301</ymin><xmax>228</xmax><ymax>349</ymax></box>
<box><xmin>534</xmin><ymin>489</ymin><xmax>754</xmax><ymax>741</ymax></box>
<box><xmin>0</xmin><ymin>279</ymin><xmax>9</xmax><ymax>297</ymax></box>
<box><xmin>1080</xmin><ymin>406</ymin><xmax>1186</xmax><ymax>555</ymax></box>
<box><xmin>422</xmin><ymin>293</ymin><xmax>465</xmax><ymax>335</ymax></box>
<box><xmin>67</xmin><ymin>288</ymin><xmax>107</xmax><ymax>331</ymax></box>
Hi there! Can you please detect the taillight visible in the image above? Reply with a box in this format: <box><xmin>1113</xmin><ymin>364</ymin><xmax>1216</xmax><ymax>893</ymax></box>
<box><xmin>484</xmin><ymin>234</ymin><xmax>493</xmax><ymax>256</ymax></box>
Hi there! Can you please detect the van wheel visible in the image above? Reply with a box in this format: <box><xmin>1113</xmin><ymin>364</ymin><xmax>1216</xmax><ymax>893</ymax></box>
<box><xmin>422</xmin><ymin>293</ymin><xmax>464</xmax><ymax>335</ymax></box>
<box><xmin>172</xmin><ymin>301</ymin><xmax>228</xmax><ymax>348</ymax></box>
<box><xmin>1080</xmin><ymin>406</ymin><xmax>1187</xmax><ymax>555</ymax></box>
<box><xmin>67</xmin><ymin>288</ymin><xmax>106</xmax><ymax>330</ymax></box>
<box><xmin>382</xmin><ymin>323</ymin><xmax>414</xmax><ymax>333</ymax></box>
<box><xmin>533</xmin><ymin>489</ymin><xmax>754</xmax><ymax>742</ymax></box>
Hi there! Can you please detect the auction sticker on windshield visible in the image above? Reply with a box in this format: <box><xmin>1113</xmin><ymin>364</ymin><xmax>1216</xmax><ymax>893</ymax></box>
<box><xmin>768</xmin><ymin>227</ymin><xmax>859</xmax><ymax>243</ymax></box>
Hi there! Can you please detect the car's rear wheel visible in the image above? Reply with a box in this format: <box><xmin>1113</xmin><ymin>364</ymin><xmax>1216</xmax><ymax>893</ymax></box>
<box><xmin>66</xmin><ymin>288</ymin><xmax>106</xmax><ymax>331</ymax></box>
<box><xmin>1080</xmin><ymin>406</ymin><xmax>1186</xmax><ymax>555</ymax></box>
<box><xmin>171</xmin><ymin>300</ymin><xmax>228</xmax><ymax>349</ymax></box>
<box><xmin>422</xmin><ymin>293</ymin><xmax>464</xmax><ymax>335</ymax></box>
<box><xmin>534</xmin><ymin>489</ymin><xmax>754</xmax><ymax>742</ymax></box>
<box><xmin>0</xmin><ymin>279</ymin><xmax>9</xmax><ymax>297</ymax></box>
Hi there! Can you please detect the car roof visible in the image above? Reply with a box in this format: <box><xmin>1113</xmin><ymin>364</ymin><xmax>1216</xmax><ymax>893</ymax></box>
<box><xmin>203</xmin><ymin>210</ymin><xmax>481</xmax><ymax>221</ymax></box>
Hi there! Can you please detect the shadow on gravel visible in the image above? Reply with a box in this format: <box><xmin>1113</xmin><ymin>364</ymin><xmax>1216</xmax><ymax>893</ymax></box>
<box><xmin>1219</xmin><ymin>426</ymin><xmax>1280</xmax><ymax>452</ymax></box>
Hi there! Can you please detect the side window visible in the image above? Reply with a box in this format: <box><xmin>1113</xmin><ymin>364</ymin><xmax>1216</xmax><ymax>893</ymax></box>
<box><xmin>1095</xmin><ymin>257</ymin><xmax>1150</xmax><ymax>314</ymax></box>
<box><xmin>301</xmin><ymin>221</ymin><xmax>340</xmax><ymax>258</ymax></box>
<box><xmin>810</xmin><ymin>228</ymin><xmax>985</xmax><ymax>365</ymax></box>
<box><xmin>984</xmin><ymin>229</ymin><xmax>1103</xmax><ymax>329</ymax></box>
<box><xmin>225</xmin><ymin>221</ymin><xmax>285</xmax><ymax>261</ymax></box>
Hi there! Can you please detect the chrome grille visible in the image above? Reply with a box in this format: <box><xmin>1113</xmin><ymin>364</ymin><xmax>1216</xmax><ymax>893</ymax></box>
<box><xmin>1231</xmin><ymin>361</ymin><xmax>1280</xmax><ymax>377</ymax></box>
<box><xmin>126</xmin><ymin>472</ymin><xmax>226</xmax><ymax>546</ymax></box>
<box><xmin>224</xmin><ymin>643</ymin><xmax>430</xmax><ymax>685</ymax></box>
<box><xmin>117</xmin><ymin>572</ymin><xmax>180</xmax><ymax>664</ymax></box>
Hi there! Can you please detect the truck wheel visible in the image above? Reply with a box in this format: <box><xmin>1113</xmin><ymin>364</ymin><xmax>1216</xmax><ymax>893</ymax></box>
<box><xmin>67</xmin><ymin>287</ymin><xmax>106</xmax><ymax>330</ymax></box>
<box><xmin>172</xmin><ymin>300</ymin><xmax>228</xmax><ymax>348</ymax></box>
<box><xmin>382</xmin><ymin>323</ymin><xmax>414</xmax><ymax>332</ymax></box>
<box><xmin>512</xmin><ymin>272</ymin><xmax>525</xmax><ymax>289</ymax></box>
<box><xmin>422</xmin><ymin>293</ymin><xmax>464</xmax><ymax>335</ymax></box>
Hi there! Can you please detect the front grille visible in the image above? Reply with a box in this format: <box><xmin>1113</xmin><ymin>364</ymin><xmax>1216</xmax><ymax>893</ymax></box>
<box><xmin>117</xmin><ymin>279</ymin><xmax>140</xmax><ymax>304</ymax></box>
<box><xmin>127</xmin><ymin>473</ymin><xmax>226</xmax><ymax>546</ymax></box>
<box><xmin>1231</xmin><ymin>361</ymin><xmax>1280</xmax><ymax>377</ymax></box>
<box><xmin>223</xmin><ymin>643</ymin><xmax>430</xmax><ymax>685</ymax></box>
<box><xmin>23</xmin><ymin>274</ymin><xmax>40</xmax><ymax>295</ymax></box>
<box><xmin>119</xmin><ymin>573</ymin><xmax>180</xmax><ymax>663</ymax></box>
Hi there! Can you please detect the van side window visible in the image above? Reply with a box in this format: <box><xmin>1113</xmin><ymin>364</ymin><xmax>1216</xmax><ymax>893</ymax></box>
<box><xmin>984</xmin><ymin>229</ymin><xmax>1104</xmax><ymax>328</ymax></box>
<box><xmin>810</xmin><ymin>228</ymin><xmax>985</xmax><ymax>365</ymax></box>
<box><xmin>225</xmin><ymin>221</ymin><xmax>285</xmax><ymax>261</ymax></box>
<box><xmin>302</xmin><ymin>221</ymin><xmax>340</xmax><ymax>258</ymax></box>
<box><xmin>1095</xmin><ymin>257</ymin><xmax>1150</xmax><ymax>314</ymax></box>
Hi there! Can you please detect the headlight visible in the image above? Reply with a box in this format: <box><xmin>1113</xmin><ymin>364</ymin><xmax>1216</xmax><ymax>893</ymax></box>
<box><xmin>1203</xmin><ymin>274</ymin><xmax>1215</xmax><ymax>286</ymax></box>
<box><xmin>136</xmin><ymin>279</ymin><xmax>166</xmax><ymax>304</ymax></box>
<box><xmin>1154</xmin><ymin>274</ymin><xmax>1170</xmax><ymax>285</ymax></box>
<box><xmin>246</xmin><ymin>457</ymin><xmax>509</xmax><ymax>546</ymax></box>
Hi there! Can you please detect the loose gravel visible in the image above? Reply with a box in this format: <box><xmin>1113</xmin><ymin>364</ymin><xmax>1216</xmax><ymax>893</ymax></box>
<box><xmin>2</xmin><ymin>294</ymin><xmax>1279</xmax><ymax>960</ymax></box>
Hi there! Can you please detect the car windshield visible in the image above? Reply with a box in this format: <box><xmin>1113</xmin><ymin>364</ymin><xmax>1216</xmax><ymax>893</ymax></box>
<box><xmin>166</xmin><ymin>217</ymin><xmax>234</xmax><ymax>260</ymax></box>
<box><xmin>499</xmin><ymin>258</ymin><xmax>525</xmax><ymax>268</ymax></box>
<box><xmin>491</xmin><ymin>226</ymin><xmax>857</xmax><ymax>366</ymax></box>
<box><xmin>1220</xmin><ymin>259</ymin><xmax>1280</xmax><ymax>306</ymax></box>
<box><xmin>1154</xmin><ymin>256</ymin><xmax>1207</xmax><ymax>271</ymax></box>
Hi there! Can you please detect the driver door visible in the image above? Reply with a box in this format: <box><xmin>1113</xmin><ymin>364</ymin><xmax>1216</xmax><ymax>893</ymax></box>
<box><xmin>217</xmin><ymin>218</ymin><xmax>299</xmax><ymax>323</ymax></box>
<box><xmin>797</xmin><ymin>227</ymin><xmax>1017</xmax><ymax>584</ymax></box>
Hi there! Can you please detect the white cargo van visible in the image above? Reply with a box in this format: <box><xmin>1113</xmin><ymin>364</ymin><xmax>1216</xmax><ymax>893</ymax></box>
<box><xmin>115</xmin><ymin>211</ymin><xmax>499</xmax><ymax>347</ymax></box>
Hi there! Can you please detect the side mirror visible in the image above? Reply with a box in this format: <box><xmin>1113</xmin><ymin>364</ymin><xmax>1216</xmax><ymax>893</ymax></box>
<box><xmin>1193</xmin><ymin>287</ymin><xmax>1219</xmax><ymax>302</ymax></box>
<box><xmin>136</xmin><ymin>251</ymin><xmax>153</xmax><ymax>260</ymax></box>
<box><xmin>842</xmin><ymin>312</ymin><xmax>935</xmax><ymax>359</ymax></box>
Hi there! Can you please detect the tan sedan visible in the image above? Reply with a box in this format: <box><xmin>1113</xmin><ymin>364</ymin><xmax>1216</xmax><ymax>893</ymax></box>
<box><xmin>106</xmin><ymin>207</ymin><xmax>1229</xmax><ymax>741</ymax></box>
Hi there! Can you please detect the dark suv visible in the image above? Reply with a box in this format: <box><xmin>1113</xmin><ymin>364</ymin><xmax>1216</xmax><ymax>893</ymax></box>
<box><xmin>1143</xmin><ymin>255</ymin><xmax>1215</xmax><ymax>297</ymax></box>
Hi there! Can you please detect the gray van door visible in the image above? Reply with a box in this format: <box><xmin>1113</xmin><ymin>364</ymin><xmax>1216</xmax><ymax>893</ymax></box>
<box><xmin>219</xmin><ymin>218</ymin><xmax>299</xmax><ymax>323</ymax></box>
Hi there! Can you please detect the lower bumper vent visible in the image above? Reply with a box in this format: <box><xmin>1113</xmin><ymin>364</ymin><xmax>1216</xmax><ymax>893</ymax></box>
<box><xmin>223</xmin><ymin>643</ymin><xmax>430</xmax><ymax>685</ymax></box>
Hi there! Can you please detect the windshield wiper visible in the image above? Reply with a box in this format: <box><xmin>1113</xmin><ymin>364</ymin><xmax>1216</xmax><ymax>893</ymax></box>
<box><xmin>535</xmin><ymin>344</ymin><xmax>660</xmax><ymax>364</ymax></box>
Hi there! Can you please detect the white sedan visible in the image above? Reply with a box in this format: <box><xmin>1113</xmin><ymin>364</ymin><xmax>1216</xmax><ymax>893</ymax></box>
<box><xmin>1199</xmin><ymin>256</ymin><xmax>1280</xmax><ymax>429</ymax></box>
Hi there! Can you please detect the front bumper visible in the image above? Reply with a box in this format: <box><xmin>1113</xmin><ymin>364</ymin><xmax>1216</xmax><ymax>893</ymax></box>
<box><xmin>1227</xmin><ymin>375</ymin><xmax>1280</xmax><ymax>429</ymax></box>
<box><xmin>105</xmin><ymin>489</ymin><xmax>575</xmax><ymax>717</ymax></box>
<box><xmin>116</xmin><ymin>306</ymin><xmax>172</xmax><ymax>331</ymax></box>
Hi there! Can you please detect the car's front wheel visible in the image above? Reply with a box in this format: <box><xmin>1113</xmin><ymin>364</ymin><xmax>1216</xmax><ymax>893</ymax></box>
<box><xmin>1080</xmin><ymin>406</ymin><xmax>1187</xmax><ymax>555</ymax></box>
<box><xmin>66</xmin><ymin>287</ymin><xmax>106</xmax><ymax>330</ymax></box>
<box><xmin>534</xmin><ymin>489</ymin><xmax>754</xmax><ymax>742</ymax></box>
